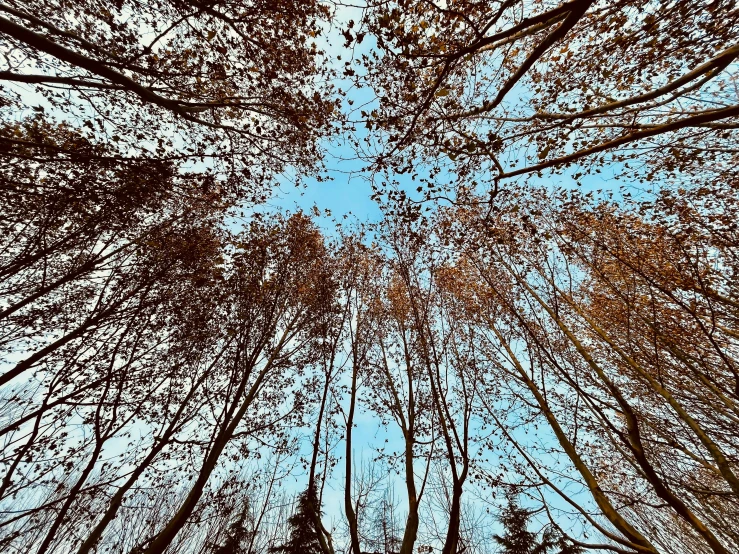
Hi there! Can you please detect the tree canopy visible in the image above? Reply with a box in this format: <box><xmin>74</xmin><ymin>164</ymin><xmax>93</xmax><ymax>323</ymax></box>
<box><xmin>1</xmin><ymin>2</ymin><xmax>737</xmax><ymax>554</ymax></box>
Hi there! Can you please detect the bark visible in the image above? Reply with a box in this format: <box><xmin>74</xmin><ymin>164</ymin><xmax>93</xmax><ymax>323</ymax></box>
<box><xmin>344</xmin><ymin>358</ymin><xmax>361</xmax><ymax>554</ymax></box>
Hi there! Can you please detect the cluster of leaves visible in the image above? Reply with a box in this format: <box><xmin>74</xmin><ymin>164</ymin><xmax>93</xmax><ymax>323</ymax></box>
<box><xmin>358</xmin><ymin>0</ymin><xmax>738</xmax><ymax>203</ymax></box>
<box><xmin>1</xmin><ymin>0</ymin><xmax>338</xmax><ymax>200</ymax></box>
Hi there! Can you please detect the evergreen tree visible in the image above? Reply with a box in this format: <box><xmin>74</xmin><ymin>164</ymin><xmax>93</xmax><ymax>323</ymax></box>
<box><xmin>494</xmin><ymin>495</ymin><xmax>582</xmax><ymax>554</ymax></box>
<box><xmin>212</xmin><ymin>499</ymin><xmax>253</xmax><ymax>554</ymax></box>
<box><xmin>270</xmin><ymin>485</ymin><xmax>324</xmax><ymax>554</ymax></box>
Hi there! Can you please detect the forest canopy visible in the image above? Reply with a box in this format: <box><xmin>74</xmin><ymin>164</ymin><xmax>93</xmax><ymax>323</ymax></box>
<box><xmin>1</xmin><ymin>1</ymin><xmax>737</xmax><ymax>554</ymax></box>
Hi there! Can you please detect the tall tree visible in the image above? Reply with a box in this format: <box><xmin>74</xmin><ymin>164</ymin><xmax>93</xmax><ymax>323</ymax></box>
<box><xmin>270</xmin><ymin>485</ymin><xmax>325</xmax><ymax>554</ymax></box>
<box><xmin>360</xmin><ymin>0</ymin><xmax>738</xmax><ymax>199</ymax></box>
<box><xmin>1</xmin><ymin>0</ymin><xmax>336</xmax><ymax>190</ymax></box>
<box><xmin>494</xmin><ymin>495</ymin><xmax>554</xmax><ymax>554</ymax></box>
<box><xmin>494</xmin><ymin>494</ymin><xmax>582</xmax><ymax>554</ymax></box>
<box><xmin>435</xmin><ymin>183</ymin><xmax>739</xmax><ymax>554</ymax></box>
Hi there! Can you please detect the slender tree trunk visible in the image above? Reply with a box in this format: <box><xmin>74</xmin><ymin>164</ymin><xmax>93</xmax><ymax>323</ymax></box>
<box><xmin>344</xmin><ymin>357</ymin><xmax>361</xmax><ymax>554</ymax></box>
<box><xmin>398</xmin><ymin>432</ymin><xmax>420</xmax><ymax>554</ymax></box>
<box><xmin>308</xmin><ymin>361</ymin><xmax>335</xmax><ymax>554</ymax></box>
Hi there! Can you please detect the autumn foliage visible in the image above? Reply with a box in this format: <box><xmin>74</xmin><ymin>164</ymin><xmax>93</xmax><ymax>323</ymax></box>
<box><xmin>1</xmin><ymin>1</ymin><xmax>737</xmax><ymax>554</ymax></box>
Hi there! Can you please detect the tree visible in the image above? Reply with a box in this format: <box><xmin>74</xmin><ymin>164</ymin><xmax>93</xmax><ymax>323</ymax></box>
<box><xmin>1</xmin><ymin>0</ymin><xmax>336</xmax><ymax>190</ymax></box>
<box><xmin>270</xmin><ymin>485</ymin><xmax>325</xmax><ymax>554</ymax></box>
<box><xmin>494</xmin><ymin>495</ymin><xmax>582</xmax><ymax>554</ymax></box>
<box><xmin>0</xmin><ymin>198</ymin><xmax>229</xmax><ymax>553</ymax></box>
<box><xmin>337</xmin><ymin>236</ymin><xmax>385</xmax><ymax>554</ymax></box>
<box><xmin>126</xmin><ymin>214</ymin><xmax>337</xmax><ymax>554</ymax></box>
<box><xmin>365</xmin><ymin>252</ymin><xmax>434</xmax><ymax>554</ymax></box>
<box><xmin>386</xmin><ymin>221</ymin><xmax>474</xmax><ymax>554</ymax></box>
<box><xmin>494</xmin><ymin>495</ymin><xmax>553</xmax><ymax>554</ymax></box>
<box><xmin>433</xmin><ymin>183</ymin><xmax>739</xmax><ymax>554</ymax></box>
<box><xmin>360</xmin><ymin>0</ymin><xmax>739</xmax><ymax>200</ymax></box>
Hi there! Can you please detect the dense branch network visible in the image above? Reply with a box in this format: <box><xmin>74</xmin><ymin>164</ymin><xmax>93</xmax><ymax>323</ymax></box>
<box><xmin>1</xmin><ymin>2</ymin><xmax>738</xmax><ymax>554</ymax></box>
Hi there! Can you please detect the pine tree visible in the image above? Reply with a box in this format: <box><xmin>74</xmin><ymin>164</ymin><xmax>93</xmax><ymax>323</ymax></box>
<box><xmin>270</xmin><ymin>485</ymin><xmax>324</xmax><ymax>554</ymax></box>
<box><xmin>494</xmin><ymin>495</ymin><xmax>541</xmax><ymax>554</ymax></box>
<box><xmin>212</xmin><ymin>499</ymin><xmax>253</xmax><ymax>554</ymax></box>
<box><xmin>494</xmin><ymin>495</ymin><xmax>582</xmax><ymax>554</ymax></box>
